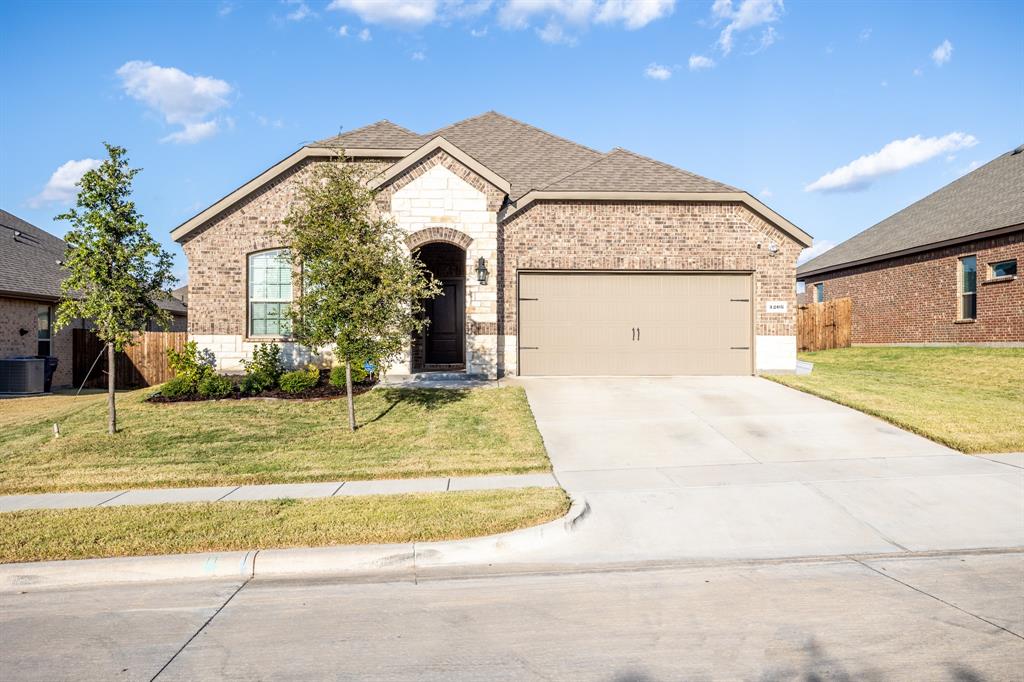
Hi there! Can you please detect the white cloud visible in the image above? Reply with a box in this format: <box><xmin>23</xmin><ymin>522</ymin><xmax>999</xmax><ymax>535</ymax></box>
<box><xmin>359</xmin><ymin>27</ymin><xmax>372</xmax><ymax>40</ymax></box>
<box><xmin>759</xmin><ymin>187</ymin><xmax>773</xmax><ymax>198</ymax></box>
<box><xmin>327</xmin><ymin>0</ymin><xmax>438</xmax><ymax>26</ymax></box>
<box><xmin>283</xmin><ymin>0</ymin><xmax>312</xmax><ymax>21</ymax></box>
<box><xmin>959</xmin><ymin>160</ymin><xmax>980</xmax><ymax>176</ymax></box>
<box><xmin>858</xmin><ymin>27</ymin><xmax>871</xmax><ymax>41</ymax></box>
<box><xmin>30</xmin><ymin>158</ymin><xmax>103</xmax><ymax>207</ymax></box>
<box><xmin>913</xmin><ymin>67</ymin><xmax>923</xmax><ymax>76</ymax></box>
<box><xmin>931</xmin><ymin>39</ymin><xmax>952</xmax><ymax>66</ymax></box>
<box><xmin>711</xmin><ymin>0</ymin><xmax>783</xmax><ymax>55</ymax></box>
<box><xmin>218</xmin><ymin>1</ymin><xmax>235</xmax><ymax>16</ymax></box>
<box><xmin>805</xmin><ymin>132</ymin><xmax>978</xmax><ymax>193</ymax></box>
<box><xmin>499</xmin><ymin>0</ymin><xmax>594</xmax><ymax>29</ymax></box>
<box><xmin>255</xmin><ymin>114</ymin><xmax>284</xmax><ymax>128</ymax></box>
<box><xmin>753</xmin><ymin>25</ymin><xmax>776</xmax><ymax>52</ymax></box>
<box><xmin>411</xmin><ymin>50</ymin><xmax>426</xmax><ymax>60</ymax></box>
<box><xmin>536</xmin><ymin>21</ymin><xmax>576</xmax><ymax>45</ymax></box>
<box><xmin>338</xmin><ymin>24</ymin><xmax>349</xmax><ymax>36</ymax></box>
<box><xmin>645</xmin><ymin>63</ymin><xmax>672</xmax><ymax>79</ymax></box>
<box><xmin>595</xmin><ymin>0</ymin><xmax>674</xmax><ymax>29</ymax></box>
<box><xmin>688</xmin><ymin>54</ymin><xmax>715</xmax><ymax>70</ymax></box>
<box><xmin>470</xmin><ymin>26</ymin><xmax>488</xmax><ymax>37</ymax></box>
<box><xmin>116</xmin><ymin>61</ymin><xmax>232</xmax><ymax>144</ymax></box>
<box><xmin>798</xmin><ymin>240</ymin><xmax>836</xmax><ymax>265</ymax></box>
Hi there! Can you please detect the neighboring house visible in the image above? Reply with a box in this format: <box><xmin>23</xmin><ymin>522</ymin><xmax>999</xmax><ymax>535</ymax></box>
<box><xmin>0</xmin><ymin>210</ymin><xmax>187</xmax><ymax>388</ymax></box>
<box><xmin>173</xmin><ymin>111</ymin><xmax>812</xmax><ymax>378</ymax></box>
<box><xmin>797</xmin><ymin>146</ymin><xmax>1023</xmax><ymax>346</ymax></box>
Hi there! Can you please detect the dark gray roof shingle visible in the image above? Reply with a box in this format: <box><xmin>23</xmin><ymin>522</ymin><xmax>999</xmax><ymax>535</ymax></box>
<box><xmin>0</xmin><ymin>209</ymin><xmax>186</xmax><ymax>314</ymax></box>
<box><xmin>317</xmin><ymin>120</ymin><xmax>425</xmax><ymax>150</ymax></box>
<box><xmin>0</xmin><ymin>209</ymin><xmax>68</xmax><ymax>300</ymax></box>
<box><xmin>798</xmin><ymin>147</ymin><xmax>1024</xmax><ymax>276</ymax></box>
<box><xmin>542</xmin><ymin>148</ymin><xmax>738</xmax><ymax>194</ymax></box>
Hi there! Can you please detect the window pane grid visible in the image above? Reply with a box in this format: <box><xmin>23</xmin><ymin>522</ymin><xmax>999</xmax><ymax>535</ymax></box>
<box><xmin>249</xmin><ymin>250</ymin><xmax>292</xmax><ymax>336</ymax></box>
<box><xmin>959</xmin><ymin>256</ymin><xmax>977</xmax><ymax>320</ymax></box>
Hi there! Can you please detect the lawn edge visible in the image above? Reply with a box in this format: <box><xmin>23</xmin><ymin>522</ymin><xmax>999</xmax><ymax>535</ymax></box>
<box><xmin>761</xmin><ymin>375</ymin><xmax>982</xmax><ymax>454</ymax></box>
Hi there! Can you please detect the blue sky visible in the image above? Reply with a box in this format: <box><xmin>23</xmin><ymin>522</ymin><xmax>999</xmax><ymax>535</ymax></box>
<box><xmin>2</xmin><ymin>0</ymin><xmax>1021</xmax><ymax>283</ymax></box>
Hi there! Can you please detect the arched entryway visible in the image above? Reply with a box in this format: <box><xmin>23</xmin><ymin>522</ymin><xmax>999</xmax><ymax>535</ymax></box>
<box><xmin>413</xmin><ymin>242</ymin><xmax>466</xmax><ymax>371</ymax></box>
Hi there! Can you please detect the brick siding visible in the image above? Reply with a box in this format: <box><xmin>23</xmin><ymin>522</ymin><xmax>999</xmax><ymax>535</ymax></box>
<box><xmin>0</xmin><ymin>297</ymin><xmax>74</xmax><ymax>387</ymax></box>
<box><xmin>798</xmin><ymin>230</ymin><xmax>1023</xmax><ymax>344</ymax></box>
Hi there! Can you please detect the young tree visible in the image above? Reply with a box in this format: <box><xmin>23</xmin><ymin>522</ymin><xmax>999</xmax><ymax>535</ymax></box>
<box><xmin>284</xmin><ymin>159</ymin><xmax>441</xmax><ymax>430</ymax></box>
<box><xmin>56</xmin><ymin>144</ymin><xmax>176</xmax><ymax>434</ymax></box>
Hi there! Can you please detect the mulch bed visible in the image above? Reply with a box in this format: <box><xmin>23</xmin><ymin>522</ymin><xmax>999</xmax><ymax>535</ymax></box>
<box><xmin>146</xmin><ymin>370</ymin><xmax>376</xmax><ymax>403</ymax></box>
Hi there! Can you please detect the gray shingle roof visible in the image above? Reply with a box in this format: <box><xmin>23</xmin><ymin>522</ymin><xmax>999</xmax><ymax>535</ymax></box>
<box><xmin>0</xmin><ymin>209</ymin><xmax>68</xmax><ymax>300</ymax></box>
<box><xmin>542</xmin><ymin>148</ymin><xmax>738</xmax><ymax>194</ymax></box>
<box><xmin>798</xmin><ymin>146</ymin><xmax>1024</xmax><ymax>276</ymax></box>
<box><xmin>0</xmin><ymin>209</ymin><xmax>186</xmax><ymax>314</ymax></box>
<box><xmin>317</xmin><ymin>120</ymin><xmax>425</xmax><ymax>150</ymax></box>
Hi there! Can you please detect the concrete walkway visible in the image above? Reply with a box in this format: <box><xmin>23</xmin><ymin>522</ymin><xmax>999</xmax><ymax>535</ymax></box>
<box><xmin>510</xmin><ymin>376</ymin><xmax>1024</xmax><ymax>564</ymax></box>
<box><xmin>0</xmin><ymin>473</ymin><xmax>558</xmax><ymax>512</ymax></box>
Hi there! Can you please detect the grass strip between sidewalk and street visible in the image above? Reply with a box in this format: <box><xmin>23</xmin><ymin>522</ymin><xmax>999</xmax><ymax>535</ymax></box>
<box><xmin>766</xmin><ymin>347</ymin><xmax>1024</xmax><ymax>454</ymax></box>
<box><xmin>0</xmin><ymin>386</ymin><xmax>550</xmax><ymax>494</ymax></box>
<box><xmin>0</xmin><ymin>487</ymin><xmax>570</xmax><ymax>563</ymax></box>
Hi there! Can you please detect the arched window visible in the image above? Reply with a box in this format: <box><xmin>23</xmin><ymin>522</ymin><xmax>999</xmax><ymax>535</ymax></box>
<box><xmin>248</xmin><ymin>249</ymin><xmax>292</xmax><ymax>337</ymax></box>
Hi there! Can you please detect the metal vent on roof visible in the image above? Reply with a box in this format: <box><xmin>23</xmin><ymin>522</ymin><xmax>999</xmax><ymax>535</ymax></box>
<box><xmin>1013</xmin><ymin>143</ymin><xmax>1024</xmax><ymax>155</ymax></box>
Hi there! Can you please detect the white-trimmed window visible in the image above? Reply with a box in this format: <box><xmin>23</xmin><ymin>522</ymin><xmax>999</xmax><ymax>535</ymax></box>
<box><xmin>248</xmin><ymin>249</ymin><xmax>292</xmax><ymax>337</ymax></box>
<box><xmin>37</xmin><ymin>305</ymin><xmax>51</xmax><ymax>356</ymax></box>
<box><xmin>989</xmin><ymin>259</ymin><xmax>1017</xmax><ymax>279</ymax></box>
<box><xmin>814</xmin><ymin>282</ymin><xmax>824</xmax><ymax>303</ymax></box>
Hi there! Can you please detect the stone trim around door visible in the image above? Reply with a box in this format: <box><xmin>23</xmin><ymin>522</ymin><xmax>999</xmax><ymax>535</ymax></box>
<box><xmin>406</xmin><ymin>227</ymin><xmax>474</xmax><ymax>252</ymax></box>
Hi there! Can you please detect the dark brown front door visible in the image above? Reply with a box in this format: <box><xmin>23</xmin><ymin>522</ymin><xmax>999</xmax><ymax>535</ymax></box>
<box><xmin>425</xmin><ymin>279</ymin><xmax>464</xmax><ymax>365</ymax></box>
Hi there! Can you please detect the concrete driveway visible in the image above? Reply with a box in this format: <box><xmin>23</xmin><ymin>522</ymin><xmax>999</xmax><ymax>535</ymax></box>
<box><xmin>515</xmin><ymin>377</ymin><xmax>1023</xmax><ymax>564</ymax></box>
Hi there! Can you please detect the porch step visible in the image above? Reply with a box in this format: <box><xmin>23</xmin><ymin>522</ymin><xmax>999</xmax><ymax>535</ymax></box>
<box><xmin>380</xmin><ymin>372</ymin><xmax>495</xmax><ymax>389</ymax></box>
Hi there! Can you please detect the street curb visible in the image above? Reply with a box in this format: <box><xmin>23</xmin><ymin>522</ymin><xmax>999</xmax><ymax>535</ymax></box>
<box><xmin>0</xmin><ymin>497</ymin><xmax>589</xmax><ymax>591</ymax></box>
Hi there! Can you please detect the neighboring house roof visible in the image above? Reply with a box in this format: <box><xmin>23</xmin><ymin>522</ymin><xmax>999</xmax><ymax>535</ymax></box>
<box><xmin>0</xmin><ymin>209</ymin><xmax>186</xmax><ymax>315</ymax></box>
<box><xmin>0</xmin><ymin>208</ymin><xmax>68</xmax><ymax>300</ymax></box>
<box><xmin>798</xmin><ymin>145</ymin><xmax>1024</xmax><ymax>277</ymax></box>
<box><xmin>172</xmin><ymin>284</ymin><xmax>188</xmax><ymax>306</ymax></box>
<box><xmin>317</xmin><ymin>120</ymin><xmax>425</xmax><ymax>152</ymax></box>
<box><xmin>173</xmin><ymin>111</ymin><xmax>812</xmax><ymax>247</ymax></box>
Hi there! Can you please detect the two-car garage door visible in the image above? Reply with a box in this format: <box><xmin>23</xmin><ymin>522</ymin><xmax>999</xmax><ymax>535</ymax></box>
<box><xmin>518</xmin><ymin>273</ymin><xmax>753</xmax><ymax>376</ymax></box>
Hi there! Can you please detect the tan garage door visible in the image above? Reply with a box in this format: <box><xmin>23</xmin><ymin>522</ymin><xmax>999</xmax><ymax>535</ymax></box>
<box><xmin>518</xmin><ymin>272</ymin><xmax>752</xmax><ymax>376</ymax></box>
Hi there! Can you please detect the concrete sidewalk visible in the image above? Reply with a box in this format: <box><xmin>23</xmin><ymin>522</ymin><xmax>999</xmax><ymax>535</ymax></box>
<box><xmin>0</xmin><ymin>472</ymin><xmax>558</xmax><ymax>512</ymax></box>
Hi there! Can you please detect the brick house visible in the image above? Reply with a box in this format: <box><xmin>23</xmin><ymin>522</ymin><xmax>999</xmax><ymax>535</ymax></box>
<box><xmin>1</xmin><ymin>210</ymin><xmax>187</xmax><ymax>389</ymax></box>
<box><xmin>797</xmin><ymin>145</ymin><xmax>1023</xmax><ymax>346</ymax></box>
<box><xmin>172</xmin><ymin>112</ymin><xmax>812</xmax><ymax>378</ymax></box>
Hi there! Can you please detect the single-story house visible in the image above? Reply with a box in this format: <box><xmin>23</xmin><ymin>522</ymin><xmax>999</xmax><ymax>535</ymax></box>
<box><xmin>0</xmin><ymin>209</ymin><xmax>187</xmax><ymax>388</ymax></box>
<box><xmin>172</xmin><ymin>111</ymin><xmax>812</xmax><ymax>378</ymax></box>
<box><xmin>797</xmin><ymin>145</ymin><xmax>1022</xmax><ymax>345</ymax></box>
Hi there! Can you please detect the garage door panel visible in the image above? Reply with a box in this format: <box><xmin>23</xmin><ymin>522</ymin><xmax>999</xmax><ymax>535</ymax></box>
<box><xmin>519</xmin><ymin>273</ymin><xmax>752</xmax><ymax>376</ymax></box>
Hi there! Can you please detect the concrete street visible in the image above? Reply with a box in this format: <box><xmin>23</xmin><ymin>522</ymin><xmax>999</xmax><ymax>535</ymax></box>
<box><xmin>2</xmin><ymin>551</ymin><xmax>1022</xmax><ymax>680</ymax></box>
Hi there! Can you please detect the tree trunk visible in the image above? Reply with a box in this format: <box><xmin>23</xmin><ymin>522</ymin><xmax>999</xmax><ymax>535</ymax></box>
<box><xmin>107</xmin><ymin>343</ymin><xmax>117</xmax><ymax>434</ymax></box>
<box><xmin>345</xmin><ymin>360</ymin><xmax>356</xmax><ymax>432</ymax></box>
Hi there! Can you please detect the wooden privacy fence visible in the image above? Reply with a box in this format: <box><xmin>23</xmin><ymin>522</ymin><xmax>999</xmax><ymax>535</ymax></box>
<box><xmin>797</xmin><ymin>298</ymin><xmax>852</xmax><ymax>352</ymax></box>
<box><xmin>73</xmin><ymin>329</ymin><xmax>187</xmax><ymax>389</ymax></box>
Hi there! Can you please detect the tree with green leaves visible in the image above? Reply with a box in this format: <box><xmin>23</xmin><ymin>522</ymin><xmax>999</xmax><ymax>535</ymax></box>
<box><xmin>56</xmin><ymin>143</ymin><xmax>176</xmax><ymax>434</ymax></box>
<box><xmin>284</xmin><ymin>159</ymin><xmax>441</xmax><ymax>430</ymax></box>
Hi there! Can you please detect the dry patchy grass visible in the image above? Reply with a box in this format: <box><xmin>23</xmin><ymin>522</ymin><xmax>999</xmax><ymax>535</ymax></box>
<box><xmin>0</xmin><ymin>387</ymin><xmax>550</xmax><ymax>494</ymax></box>
<box><xmin>767</xmin><ymin>347</ymin><xmax>1024</xmax><ymax>453</ymax></box>
<box><xmin>0</xmin><ymin>488</ymin><xmax>570</xmax><ymax>563</ymax></box>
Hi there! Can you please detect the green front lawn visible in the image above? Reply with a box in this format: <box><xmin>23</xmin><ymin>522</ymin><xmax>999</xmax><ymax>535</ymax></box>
<box><xmin>0</xmin><ymin>386</ymin><xmax>550</xmax><ymax>494</ymax></box>
<box><xmin>767</xmin><ymin>347</ymin><xmax>1024</xmax><ymax>453</ymax></box>
<box><xmin>0</xmin><ymin>488</ymin><xmax>570</xmax><ymax>563</ymax></box>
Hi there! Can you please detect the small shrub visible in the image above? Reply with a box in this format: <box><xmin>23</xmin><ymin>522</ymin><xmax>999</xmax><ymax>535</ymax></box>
<box><xmin>167</xmin><ymin>341</ymin><xmax>215</xmax><ymax>392</ymax></box>
<box><xmin>280</xmin><ymin>366</ymin><xmax>320</xmax><ymax>394</ymax></box>
<box><xmin>241</xmin><ymin>343</ymin><xmax>283</xmax><ymax>392</ymax></box>
<box><xmin>160</xmin><ymin>375</ymin><xmax>196</xmax><ymax>399</ymax></box>
<box><xmin>329</xmin><ymin>360</ymin><xmax>372</xmax><ymax>388</ymax></box>
<box><xmin>198</xmin><ymin>374</ymin><xmax>234</xmax><ymax>399</ymax></box>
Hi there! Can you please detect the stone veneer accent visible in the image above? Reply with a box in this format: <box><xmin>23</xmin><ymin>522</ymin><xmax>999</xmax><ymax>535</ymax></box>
<box><xmin>798</xmin><ymin>230</ymin><xmax>1023</xmax><ymax>345</ymax></box>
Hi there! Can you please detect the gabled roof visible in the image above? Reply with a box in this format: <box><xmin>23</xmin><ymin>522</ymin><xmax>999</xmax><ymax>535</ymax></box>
<box><xmin>0</xmin><ymin>209</ymin><xmax>186</xmax><ymax>314</ymax></box>
<box><xmin>426</xmin><ymin>111</ymin><xmax>604</xmax><ymax>200</ymax></box>
<box><xmin>799</xmin><ymin>145</ymin><xmax>1024</xmax><ymax>277</ymax></box>
<box><xmin>0</xmin><ymin>209</ymin><xmax>67</xmax><ymax>300</ymax></box>
<box><xmin>173</xmin><ymin>111</ymin><xmax>811</xmax><ymax>247</ymax></box>
<box><xmin>542</xmin><ymin>148</ymin><xmax>737</xmax><ymax>193</ymax></box>
<box><xmin>317</xmin><ymin>120</ymin><xmax>424</xmax><ymax>152</ymax></box>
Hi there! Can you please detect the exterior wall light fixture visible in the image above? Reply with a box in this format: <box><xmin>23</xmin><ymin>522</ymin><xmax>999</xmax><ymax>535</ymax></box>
<box><xmin>476</xmin><ymin>257</ymin><xmax>488</xmax><ymax>284</ymax></box>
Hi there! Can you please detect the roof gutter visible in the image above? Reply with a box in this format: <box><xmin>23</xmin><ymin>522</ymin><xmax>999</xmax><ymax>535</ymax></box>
<box><xmin>797</xmin><ymin>222</ymin><xmax>1024</xmax><ymax>279</ymax></box>
<box><xmin>501</xmin><ymin>190</ymin><xmax>813</xmax><ymax>247</ymax></box>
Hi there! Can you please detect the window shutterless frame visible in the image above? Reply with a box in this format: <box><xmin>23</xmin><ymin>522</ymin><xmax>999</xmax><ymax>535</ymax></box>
<box><xmin>248</xmin><ymin>249</ymin><xmax>293</xmax><ymax>338</ymax></box>
<box><xmin>814</xmin><ymin>282</ymin><xmax>824</xmax><ymax>303</ymax></box>
<box><xmin>958</xmin><ymin>255</ymin><xmax>977</xmax><ymax>320</ymax></box>
<box><xmin>989</xmin><ymin>259</ymin><xmax>1017</xmax><ymax>279</ymax></box>
<box><xmin>36</xmin><ymin>305</ymin><xmax>51</xmax><ymax>356</ymax></box>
